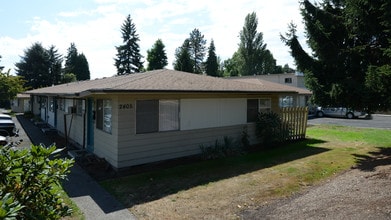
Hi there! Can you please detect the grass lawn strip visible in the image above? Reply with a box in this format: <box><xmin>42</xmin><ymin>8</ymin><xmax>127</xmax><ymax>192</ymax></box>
<box><xmin>101</xmin><ymin>125</ymin><xmax>391</xmax><ymax>219</ymax></box>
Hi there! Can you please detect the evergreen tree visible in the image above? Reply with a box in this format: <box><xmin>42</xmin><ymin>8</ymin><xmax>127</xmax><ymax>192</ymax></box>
<box><xmin>173</xmin><ymin>39</ymin><xmax>193</xmax><ymax>73</ymax></box>
<box><xmin>75</xmin><ymin>53</ymin><xmax>90</xmax><ymax>80</ymax></box>
<box><xmin>205</xmin><ymin>39</ymin><xmax>219</xmax><ymax>77</ymax></box>
<box><xmin>281</xmin><ymin>0</ymin><xmax>391</xmax><ymax>111</ymax></box>
<box><xmin>188</xmin><ymin>28</ymin><xmax>207</xmax><ymax>74</ymax></box>
<box><xmin>146</xmin><ymin>39</ymin><xmax>168</xmax><ymax>70</ymax></box>
<box><xmin>114</xmin><ymin>14</ymin><xmax>144</xmax><ymax>75</ymax></box>
<box><xmin>47</xmin><ymin>45</ymin><xmax>63</xmax><ymax>85</ymax></box>
<box><xmin>15</xmin><ymin>42</ymin><xmax>51</xmax><ymax>89</ymax></box>
<box><xmin>64</xmin><ymin>43</ymin><xmax>90</xmax><ymax>81</ymax></box>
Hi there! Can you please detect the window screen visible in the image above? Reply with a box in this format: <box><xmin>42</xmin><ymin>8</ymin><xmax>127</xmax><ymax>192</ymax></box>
<box><xmin>159</xmin><ymin>100</ymin><xmax>179</xmax><ymax>131</ymax></box>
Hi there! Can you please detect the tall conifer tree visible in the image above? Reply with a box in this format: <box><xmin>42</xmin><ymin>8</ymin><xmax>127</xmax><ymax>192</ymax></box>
<box><xmin>205</xmin><ymin>39</ymin><xmax>219</xmax><ymax>76</ymax></box>
<box><xmin>281</xmin><ymin>0</ymin><xmax>391</xmax><ymax>111</ymax></box>
<box><xmin>114</xmin><ymin>14</ymin><xmax>144</xmax><ymax>75</ymax></box>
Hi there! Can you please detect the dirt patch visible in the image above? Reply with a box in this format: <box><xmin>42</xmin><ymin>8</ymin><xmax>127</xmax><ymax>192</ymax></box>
<box><xmin>241</xmin><ymin>153</ymin><xmax>391</xmax><ymax>220</ymax></box>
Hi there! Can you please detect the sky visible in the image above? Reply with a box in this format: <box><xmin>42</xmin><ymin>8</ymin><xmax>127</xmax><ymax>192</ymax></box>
<box><xmin>0</xmin><ymin>0</ymin><xmax>309</xmax><ymax>79</ymax></box>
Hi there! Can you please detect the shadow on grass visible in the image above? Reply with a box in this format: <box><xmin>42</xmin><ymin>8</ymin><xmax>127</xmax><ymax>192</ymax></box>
<box><xmin>353</xmin><ymin>147</ymin><xmax>391</xmax><ymax>172</ymax></box>
<box><xmin>101</xmin><ymin>138</ymin><xmax>329</xmax><ymax>207</ymax></box>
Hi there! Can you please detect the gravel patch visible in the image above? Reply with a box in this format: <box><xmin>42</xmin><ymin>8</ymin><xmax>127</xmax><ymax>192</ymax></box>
<box><xmin>241</xmin><ymin>164</ymin><xmax>391</xmax><ymax>220</ymax></box>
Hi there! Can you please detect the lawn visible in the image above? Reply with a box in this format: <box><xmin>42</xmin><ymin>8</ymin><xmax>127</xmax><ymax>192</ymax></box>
<box><xmin>101</xmin><ymin>125</ymin><xmax>391</xmax><ymax>219</ymax></box>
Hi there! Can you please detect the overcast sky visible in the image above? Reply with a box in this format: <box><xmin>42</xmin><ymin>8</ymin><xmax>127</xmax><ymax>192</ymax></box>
<box><xmin>0</xmin><ymin>0</ymin><xmax>309</xmax><ymax>79</ymax></box>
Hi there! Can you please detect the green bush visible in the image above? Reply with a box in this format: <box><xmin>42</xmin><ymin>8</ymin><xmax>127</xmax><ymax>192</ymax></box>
<box><xmin>200</xmin><ymin>136</ymin><xmax>243</xmax><ymax>160</ymax></box>
<box><xmin>256</xmin><ymin>112</ymin><xmax>289</xmax><ymax>147</ymax></box>
<box><xmin>0</xmin><ymin>145</ymin><xmax>74</xmax><ymax>219</ymax></box>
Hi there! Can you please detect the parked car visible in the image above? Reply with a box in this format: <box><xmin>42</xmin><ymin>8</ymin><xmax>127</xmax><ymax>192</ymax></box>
<box><xmin>0</xmin><ymin>114</ymin><xmax>16</xmax><ymax>136</ymax></box>
<box><xmin>316</xmin><ymin>107</ymin><xmax>366</xmax><ymax>119</ymax></box>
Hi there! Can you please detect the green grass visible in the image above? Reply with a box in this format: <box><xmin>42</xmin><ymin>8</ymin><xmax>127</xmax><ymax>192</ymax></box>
<box><xmin>100</xmin><ymin>125</ymin><xmax>391</xmax><ymax>218</ymax></box>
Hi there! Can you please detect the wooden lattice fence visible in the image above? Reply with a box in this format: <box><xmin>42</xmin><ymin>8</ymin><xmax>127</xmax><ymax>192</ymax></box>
<box><xmin>280</xmin><ymin>107</ymin><xmax>309</xmax><ymax>141</ymax></box>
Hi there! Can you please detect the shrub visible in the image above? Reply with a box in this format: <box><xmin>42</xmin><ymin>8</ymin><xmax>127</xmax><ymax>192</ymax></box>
<box><xmin>200</xmin><ymin>136</ymin><xmax>243</xmax><ymax>160</ymax></box>
<box><xmin>256</xmin><ymin>112</ymin><xmax>289</xmax><ymax>147</ymax></box>
<box><xmin>240</xmin><ymin>126</ymin><xmax>251</xmax><ymax>150</ymax></box>
<box><xmin>0</xmin><ymin>145</ymin><xmax>74</xmax><ymax>219</ymax></box>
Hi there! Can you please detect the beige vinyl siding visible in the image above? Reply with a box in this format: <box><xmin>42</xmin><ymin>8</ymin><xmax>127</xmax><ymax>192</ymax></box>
<box><xmin>55</xmin><ymin>101</ymin><xmax>85</xmax><ymax>147</ymax></box>
<box><xmin>117</xmin><ymin>124</ymin><xmax>257</xmax><ymax>168</ymax></box>
<box><xmin>93</xmin><ymin>95</ymin><xmax>119</xmax><ymax>167</ymax></box>
<box><xmin>109</xmin><ymin>94</ymin><xmax>280</xmax><ymax>168</ymax></box>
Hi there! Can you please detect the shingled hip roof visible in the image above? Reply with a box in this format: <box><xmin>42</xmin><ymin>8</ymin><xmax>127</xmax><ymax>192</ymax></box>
<box><xmin>26</xmin><ymin>69</ymin><xmax>300</xmax><ymax>97</ymax></box>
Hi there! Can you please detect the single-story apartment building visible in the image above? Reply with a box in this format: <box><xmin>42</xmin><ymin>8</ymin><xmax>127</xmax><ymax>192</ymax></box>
<box><xmin>11</xmin><ymin>93</ymin><xmax>31</xmax><ymax>113</ymax></box>
<box><xmin>26</xmin><ymin>69</ymin><xmax>307</xmax><ymax>169</ymax></box>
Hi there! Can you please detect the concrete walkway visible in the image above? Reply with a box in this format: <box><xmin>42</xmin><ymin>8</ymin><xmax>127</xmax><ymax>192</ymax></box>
<box><xmin>16</xmin><ymin>115</ymin><xmax>136</xmax><ymax>220</ymax></box>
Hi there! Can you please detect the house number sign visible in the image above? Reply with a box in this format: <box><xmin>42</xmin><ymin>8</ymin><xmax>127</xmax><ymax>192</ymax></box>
<box><xmin>119</xmin><ymin>104</ymin><xmax>133</xmax><ymax>110</ymax></box>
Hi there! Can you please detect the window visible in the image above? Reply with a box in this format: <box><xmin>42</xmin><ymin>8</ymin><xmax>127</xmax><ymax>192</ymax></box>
<box><xmin>58</xmin><ymin>99</ymin><xmax>65</xmax><ymax>111</ymax></box>
<box><xmin>40</xmin><ymin>97</ymin><xmax>47</xmax><ymax>108</ymax></box>
<box><xmin>76</xmin><ymin>99</ymin><xmax>85</xmax><ymax>116</ymax></box>
<box><xmin>136</xmin><ymin>99</ymin><xmax>179</xmax><ymax>134</ymax></box>
<box><xmin>285</xmin><ymin>78</ymin><xmax>292</xmax><ymax>83</ymax></box>
<box><xmin>49</xmin><ymin>99</ymin><xmax>54</xmax><ymax>112</ymax></box>
<box><xmin>279</xmin><ymin>96</ymin><xmax>294</xmax><ymax>107</ymax></box>
<box><xmin>159</xmin><ymin>100</ymin><xmax>179</xmax><ymax>131</ymax></box>
<box><xmin>247</xmin><ymin>98</ymin><xmax>271</xmax><ymax>122</ymax></box>
<box><xmin>96</xmin><ymin>99</ymin><xmax>112</xmax><ymax>133</ymax></box>
<box><xmin>247</xmin><ymin>99</ymin><xmax>259</xmax><ymax>123</ymax></box>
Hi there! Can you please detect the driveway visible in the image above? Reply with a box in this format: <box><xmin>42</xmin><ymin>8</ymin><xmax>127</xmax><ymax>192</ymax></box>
<box><xmin>308</xmin><ymin>114</ymin><xmax>391</xmax><ymax>129</ymax></box>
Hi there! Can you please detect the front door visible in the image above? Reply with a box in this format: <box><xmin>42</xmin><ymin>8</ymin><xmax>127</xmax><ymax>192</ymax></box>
<box><xmin>40</xmin><ymin>97</ymin><xmax>47</xmax><ymax>122</ymax></box>
<box><xmin>47</xmin><ymin>97</ymin><xmax>55</xmax><ymax>127</ymax></box>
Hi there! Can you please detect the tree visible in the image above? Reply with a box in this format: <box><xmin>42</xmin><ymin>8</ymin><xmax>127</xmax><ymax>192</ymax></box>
<box><xmin>64</xmin><ymin>43</ymin><xmax>90</xmax><ymax>81</ymax></box>
<box><xmin>146</xmin><ymin>39</ymin><xmax>168</xmax><ymax>70</ymax></box>
<box><xmin>281</xmin><ymin>0</ymin><xmax>391</xmax><ymax>111</ymax></box>
<box><xmin>0</xmin><ymin>69</ymin><xmax>25</xmax><ymax>108</ymax></box>
<box><xmin>238</xmin><ymin>12</ymin><xmax>268</xmax><ymax>75</ymax></box>
<box><xmin>15</xmin><ymin>42</ymin><xmax>51</xmax><ymax>89</ymax></box>
<box><xmin>282</xmin><ymin>64</ymin><xmax>295</xmax><ymax>73</ymax></box>
<box><xmin>222</xmin><ymin>52</ymin><xmax>242</xmax><ymax>77</ymax></box>
<box><xmin>173</xmin><ymin>39</ymin><xmax>193</xmax><ymax>73</ymax></box>
<box><xmin>114</xmin><ymin>14</ymin><xmax>144</xmax><ymax>75</ymax></box>
<box><xmin>0</xmin><ymin>145</ymin><xmax>74</xmax><ymax>219</ymax></box>
<box><xmin>47</xmin><ymin>45</ymin><xmax>63</xmax><ymax>85</ymax></box>
<box><xmin>62</xmin><ymin>73</ymin><xmax>77</xmax><ymax>83</ymax></box>
<box><xmin>205</xmin><ymin>39</ymin><xmax>219</xmax><ymax>77</ymax></box>
<box><xmin>188</xmin><ymin>28</ymin><xmax>207</xmax><ymax>74</ymax></box>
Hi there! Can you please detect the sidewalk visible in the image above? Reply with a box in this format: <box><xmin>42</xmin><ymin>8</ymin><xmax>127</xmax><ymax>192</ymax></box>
<box><xmin>16</xmin><ymin>115</ymin><xmax>136</xmax><ymax>220</ymax></box>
